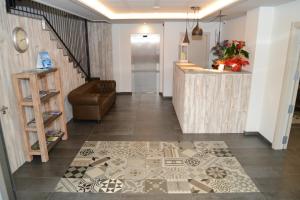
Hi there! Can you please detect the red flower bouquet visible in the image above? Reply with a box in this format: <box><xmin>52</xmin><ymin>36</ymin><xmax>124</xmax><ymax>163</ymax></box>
<box><xmin>215</xmin><ymin>40</ymin><xmax>250</xmax><ymax>72</ymax></box>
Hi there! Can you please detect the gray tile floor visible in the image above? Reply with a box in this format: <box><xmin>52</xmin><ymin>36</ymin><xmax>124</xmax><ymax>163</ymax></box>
<box><xmin>13</xmin><ymin>94</ymin><xmax>300</xmax><ymax>200</ymax></box>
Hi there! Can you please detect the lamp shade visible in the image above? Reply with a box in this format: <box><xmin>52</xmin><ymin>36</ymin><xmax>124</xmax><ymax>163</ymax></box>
<box><xmin>192</xmin><ymin>22</ymin><xmax>203</xmax><ymax>36</ymax></box>
<box><xmin>183</xmin><ymin>28</ymin><xmax>190</xmax><ymax>44</ymax></box>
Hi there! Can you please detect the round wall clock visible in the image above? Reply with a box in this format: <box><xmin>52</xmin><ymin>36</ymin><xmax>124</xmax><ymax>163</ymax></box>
<box><xmin>12</xmin><ymin>27</ymin><xmax>29</xmax><ymax>53</ymax></box>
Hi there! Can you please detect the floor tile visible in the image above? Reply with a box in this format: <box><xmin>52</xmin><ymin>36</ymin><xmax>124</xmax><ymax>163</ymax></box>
<box><xmin>16</xmin><ymin>191</ymin><xmax>51</xmax><ymax>200</ymax></box>
<box><xmin>12</xmin><ymin>94</ymin><xmax>300</xmax><ymax>200</ymax></box>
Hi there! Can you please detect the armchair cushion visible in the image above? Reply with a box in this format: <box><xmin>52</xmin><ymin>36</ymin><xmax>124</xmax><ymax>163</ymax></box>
<box><xmin>95</xmin><ymin>80</ymin><xmax>116</xmax><ymax>93</ymax></box>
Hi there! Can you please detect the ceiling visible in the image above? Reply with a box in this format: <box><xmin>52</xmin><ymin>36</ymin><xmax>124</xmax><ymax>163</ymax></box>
<box><xmin>34</xmin><ymin>0</ymin><xmax>109</xmax><ymax>21</ymax></box>
<box><xmin>203</xmin><ymin>0</ymin><xmax>295</xmax><ymax>21</ymax></box>
<box><xmin>34</xmin><ymin>0</ymin><xmax>295</xmax><ymax>22</ymax></box>
<box><xmin>100</xmin><ymin>0</ymin><xmax>209</xmax><ymax>13</ymax></box>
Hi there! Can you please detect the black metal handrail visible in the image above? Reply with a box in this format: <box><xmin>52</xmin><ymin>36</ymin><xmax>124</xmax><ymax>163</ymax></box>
<box><xmin>6</xmin><ymin>0</ymin><xmax>90</xmax><ymax>78</ymax></box>
<box><xmin>42</xmin><ymin>17</ymin><xmax>88</xmax><ymax>77</ymax></box>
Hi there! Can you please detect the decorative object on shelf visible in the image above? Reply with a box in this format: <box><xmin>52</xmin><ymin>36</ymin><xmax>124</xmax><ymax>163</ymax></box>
<box><xmin>217</xmin><ymin>40</ymin><xmax>250</xmax><ymax>72</ymax></box>
<box><xmin>179</xmin><ymin>43</ymin><xmax>189</xmax><ymax>63</ymax></box>
<box><xmin>12</xmin><ymin>68</ymin><xmax>67</xmax><ymax>162</ymax></box>
<box><xmin>12</xmin><ymin>27</ymin><xmax>29</xmax><ymax>53</ymax></box>
<box><xmin>36</xmin><ymin>51</ymin><xmax>53</xmax><ymax>69</ymax></box>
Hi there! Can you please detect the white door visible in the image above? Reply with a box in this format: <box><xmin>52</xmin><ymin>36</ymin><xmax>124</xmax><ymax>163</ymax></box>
<box><xmin>273</xmin><ymin>23</ymin><xmax>300</xmax><ymax>149</ymax></box>
<box><xmin>283</xmin><ymin>47</ymin><xmax>300</xmax><ymax>149</ymax></box>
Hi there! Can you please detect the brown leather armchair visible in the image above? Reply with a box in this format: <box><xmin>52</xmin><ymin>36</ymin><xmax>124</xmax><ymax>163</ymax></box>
<box><xmin>68</xmin><ymin>80</ymin><xmax>116</xmax><ymax>121</ymax></box>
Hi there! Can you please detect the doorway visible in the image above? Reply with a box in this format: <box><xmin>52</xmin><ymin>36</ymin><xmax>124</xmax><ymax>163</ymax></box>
<box><xmin>286</xmin><ymin>49</ymin><xmax>300</xmax><ymax>149</ymax></box>
<box><xmin>0</xmin><ymin>121</ymin><xmax>17</xmax><ymax>200</ymax></box>
<box><xmin>289</xmin><ymin>80</ymin><xmax>300</xmax><ymax>150</ymax></box>
<box><xmin>292</xmin><ymin>80</ymin><xmax>300</xmax><ymax>125</ymax></box>
<box><xmin>274</xmin><ymin>22</ymin><xmax>300</xmax><ymax>149</ymax></box>
<box><xmin>131</xmin><ymin>34</ymin><xmax>160</xmax><ymax>94</ymax></box>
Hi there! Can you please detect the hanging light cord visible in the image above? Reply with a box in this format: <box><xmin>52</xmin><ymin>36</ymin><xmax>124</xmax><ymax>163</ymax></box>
<box><xmin>218</xmin><ymin>10</ymin><xmax>222</xmax><ymax>44</ymax></box>
<box><xmin>187</xmin><ymin>7</ymin><xmax>196</xmax><ymax>30</ymax></box>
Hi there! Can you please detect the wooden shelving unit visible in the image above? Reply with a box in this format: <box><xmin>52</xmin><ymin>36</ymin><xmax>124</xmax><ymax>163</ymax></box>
<box><xmin>12</xmin><ymin>68</ymin><xmax>68</xmax><ymax>162</ymax></box>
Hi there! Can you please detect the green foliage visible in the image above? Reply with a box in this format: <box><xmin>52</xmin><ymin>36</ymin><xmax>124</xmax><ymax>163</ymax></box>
<box><xmin>240</xmin><ymin>50</ymin><xmax>249</xmax><ymax>59</ymax></box>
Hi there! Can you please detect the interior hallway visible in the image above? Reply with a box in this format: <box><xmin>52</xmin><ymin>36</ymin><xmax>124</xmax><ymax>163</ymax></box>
<box><xmin>13</xmin><ymin>94</ymin><xmax>300</xmax><ymax>200</ymax></box>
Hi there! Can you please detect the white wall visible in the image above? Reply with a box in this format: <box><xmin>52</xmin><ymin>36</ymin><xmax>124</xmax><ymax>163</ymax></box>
<box><xmin>222</xmin><ymin>16</ymin><xmax>246</xmax><ymax>41</ymax></box>
<box><xmin>112</xmin><ymin>22</ymin><xmax>220</xmax><ymax>96</ymax></box>
<box><xmin>244</xmin><ymin>8</ymin><xmax>275</xmax><ymax>139</ymax></box>
<box><xmin>162</xmin><ymin>22</ymin><xmax>219</xmax><ymax>96</ymax></box>
<box><xmin>112</xmin><ymin>24</ymin><xmax>164</xmax><ymax>93</ymax></box>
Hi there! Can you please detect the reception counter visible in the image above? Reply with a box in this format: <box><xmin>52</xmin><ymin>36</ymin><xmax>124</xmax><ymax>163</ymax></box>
<box><xmin>172</xmin><ymin>63</ymin><xmax>252</xmax><ymax>134</ymax></box>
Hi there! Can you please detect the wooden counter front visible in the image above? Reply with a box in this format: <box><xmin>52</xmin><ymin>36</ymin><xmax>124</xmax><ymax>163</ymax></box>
<box><xmin>173</xmin><ymin>63</ymin><xmax>252</xmax><ymax>134</ymax></box>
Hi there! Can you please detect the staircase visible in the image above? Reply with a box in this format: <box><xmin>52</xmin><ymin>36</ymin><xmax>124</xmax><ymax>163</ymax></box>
<box><xmin>6</xmin><ymin>0</ymin><xmax>90</xmax><ymax>80</ymax></box>
<box><xmin>41</xmin><ymin>18</ymin><xmax>87</xmax><ymax>79</ymax></box>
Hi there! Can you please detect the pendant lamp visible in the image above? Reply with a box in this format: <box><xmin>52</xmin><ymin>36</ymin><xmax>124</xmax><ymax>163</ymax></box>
<box><xmin>184</xmin><ymin>6</ymin><xmax>204</xmax><ymax>43</ymax></box>
<box><xmin>192</xmin><ymin>20</ymin><xmax>203</xmax><ymax>36</ymax></box>
<box><xmin>191</xmin><ymin>7</ymin><xmax>203</xmax><ymax>37</ymax></box>
<box><xmin>183</xmin><ymin>28</ymin><xmax>190</xmax><ymax>44</ymax></box>
<box><xmin>183</xmin><ymin>7</ymin><xmax>190</xmax><ymax>44</ymax></box>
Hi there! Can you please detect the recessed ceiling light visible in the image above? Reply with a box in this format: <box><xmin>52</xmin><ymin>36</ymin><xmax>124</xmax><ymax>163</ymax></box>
<box><xmin>77</xmin><ymin>0</ymin><xmax>240</xmax><ymax>20</ymax></box>
<box><xmin>153</xmin><ymin>6</ymin><xmax>160</xmax><ymax>9</ymax></box>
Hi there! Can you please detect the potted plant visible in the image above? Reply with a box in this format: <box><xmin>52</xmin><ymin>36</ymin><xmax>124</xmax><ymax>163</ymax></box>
<box><xmin>211</xmin><ymin>40</ymin><xmax>229</xmax><ymax>69</ymax></box>
<box><xmin>217</xmin><ymin>40</ymin><xmax>250</xmax><ymax>72</ymax></box>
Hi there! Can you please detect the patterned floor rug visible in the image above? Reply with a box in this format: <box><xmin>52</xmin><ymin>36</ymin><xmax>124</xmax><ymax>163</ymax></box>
<box><xmin>55</xmin><ymin>141</ymin><xmax>259</xmax><ymax>194</ymax></box>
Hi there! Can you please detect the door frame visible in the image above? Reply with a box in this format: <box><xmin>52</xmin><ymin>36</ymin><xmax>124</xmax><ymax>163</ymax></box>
<box><xmin>273</xmin><ymin>22</ymin><xmax>300</xmax><ymax>149</ymax></box>
<box><xmin>0</xmin><ymin>121</ymin><xmax>17</xmax><ymax>200</ymax></box>
<box><xmin>130</xmin><ymin>33</ymin><xmax>161</xmax><ymax>94</ymax></box>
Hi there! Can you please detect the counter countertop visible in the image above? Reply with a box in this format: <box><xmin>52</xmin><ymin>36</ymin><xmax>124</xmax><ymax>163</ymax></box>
<box><xmin>176</xmin><ymin>63</ymin><xmax>251</xmax><ymax>75</ymax></box>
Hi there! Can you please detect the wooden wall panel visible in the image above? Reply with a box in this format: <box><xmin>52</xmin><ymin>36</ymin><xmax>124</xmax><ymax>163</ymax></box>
<box><xmin>0</xmin><ymin>1</ymin><xmax>85</xmax><ymax>172</ymax></box>
<box><xmin>88</xmin><ymin>22</ymin><xmax>113</xmax><ymax>80</ymax></box>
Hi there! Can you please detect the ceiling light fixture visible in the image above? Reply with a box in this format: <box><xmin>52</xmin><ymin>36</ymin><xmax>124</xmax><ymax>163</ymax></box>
<box><xmin>183</xmin><ymin>6</ymin><xmax>203</xmax><ymax>44</ymax></box>
<box><xmin>190</xmin><ymin>7</ymin><xmax>203</xmax><ymax>37</ymax></box>
<box><xmin>77</xmin><ymin>0</ymin><xmax>240</xmax><ymax>20</ymax></box>
<box><xmin>183</xmin><ymin>28</ymin><xmax>190</xmax><ymax>44</ymax></box>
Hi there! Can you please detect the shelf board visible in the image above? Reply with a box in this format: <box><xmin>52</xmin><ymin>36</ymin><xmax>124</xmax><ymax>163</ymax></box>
<box><xmin>28</xmin><ymin>150</ymin><xmax>41</xmax><ymax>155</ymax></box>
<box><xmin>47</xmin><ymin>133</ymin><xmax>64</xmax><ymax>152</ymax></box>
<box><xmin>26</xmin><ymin>111</ymin><xmax>62</xmax><ymax>130</ymax></box>
<box><xmin>44</xmin><ymin>112</ymin><xmax>62</xmax><ymax>127</ymax></box>
<box><xmin>22</xmin><ymin>91</ymin><xmax>60</xmax><ymax>106</ymax></box>
<box><xmin>30</xmin><ymin>132</ymin><xmax>64</xmax><ymax>153</ymax></box>
<box><xmin>15</xmin><ymin>68</ymin><xmax>58</xmax><ymax>79</ymax></box>
<box><xmin>25</xmin><ymin>127</ymin><xmax>37</xmax><ymax>132</ymax></box>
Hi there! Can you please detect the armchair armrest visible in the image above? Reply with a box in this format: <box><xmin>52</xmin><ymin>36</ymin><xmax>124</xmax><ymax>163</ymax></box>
<box><xmin>68</xmin><ymin>93</ymin><xmax>101</xmax><ymax>105</ymax></box>
<box><xmin>97</xmin><ymin>80</ymin><xmax>116</xmax><ymax>93</ymax></box>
